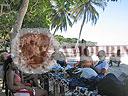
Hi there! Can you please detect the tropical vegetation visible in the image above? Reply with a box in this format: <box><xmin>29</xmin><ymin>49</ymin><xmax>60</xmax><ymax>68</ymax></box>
<box><xmin>0</xmin><ymin>0</ymin><xmax>118</xmax><ymax>41</ymax></box>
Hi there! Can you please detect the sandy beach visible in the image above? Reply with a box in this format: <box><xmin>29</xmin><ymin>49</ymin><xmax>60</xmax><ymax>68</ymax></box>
<box><xmin>108</xmin><ymin>63</ymin><xmax>128</xmax><ymax>77</ymax></box>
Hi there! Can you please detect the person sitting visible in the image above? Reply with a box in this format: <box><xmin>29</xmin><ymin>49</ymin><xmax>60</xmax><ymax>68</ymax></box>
<box><xmin>6</xmin><ymin>57</ymin><xmax>48</xmax><ymax>96</ymax></box>
<box><xmin>70</xmin><ymin>51</ymin><xmax>126</xmax><ymax>96</ymax></box>
<box><xmin>109</xmin><ymin>49</ymin><xmax>121</xmax><ymax>67</ymax></box>
<box><xmin>75</xmin><ymin>47</ymin><xmax>93</xmax><ymax>68</ymax></box>
<box><xmin>1</xmin><ymin>52</ymin><xmax>12</xmax><ymax>95</ymax></box>
<box><xmin>93</xmin><ymin>50</ymin><xmax>109</xmax><ymax>76</ymax></box>
<box><xmin>109</xmin><ymin>53</ymin><xmax>116</xmax><ymax>66</ymax></box>
<box><xmin>70</xmin><ymin>47</ymin><xmax>95</xmax><ymax>78</ymax></box>
<box><xmin>68</xmin><ymin>55</ymin><xmax>98</xmax><ymax>91</ymax></box>
<box><xmin>78</xmin><ymin>56</ymin><xmax>98</xmax><ymax>79</ymax></box>
<box><xmin>77</xmin><ymin>56</ymin><xmax>126</xmax><ymax>95</ymax></box>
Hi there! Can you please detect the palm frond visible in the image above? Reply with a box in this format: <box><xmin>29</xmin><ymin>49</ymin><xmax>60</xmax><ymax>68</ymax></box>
<box><xmin>91</xmin><ymin>0</ymin><xmax>107</xmax><ymax>10</ymax></box>
<box><xmin>66</xmin><ymin>15</ymin><xmax>73</xmax><ymax>27</ymax></box>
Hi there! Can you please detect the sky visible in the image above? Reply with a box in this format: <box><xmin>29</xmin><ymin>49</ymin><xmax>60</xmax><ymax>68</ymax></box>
<box><xmin>52</xmin><ymin>0</ymin><xmax>128</xmax><ymax>46</ymax></box>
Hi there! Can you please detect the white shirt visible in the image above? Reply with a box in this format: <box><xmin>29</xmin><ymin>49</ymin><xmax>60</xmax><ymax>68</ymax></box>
<box><xmin>78</xmin><ymin>68</ymin><xmax>98</xmax><ymax>79</ymax></box>
<box><xmin>95</xmin><ymin>60</ymin><xmax>109</xmax><ymax>73</ymax></box>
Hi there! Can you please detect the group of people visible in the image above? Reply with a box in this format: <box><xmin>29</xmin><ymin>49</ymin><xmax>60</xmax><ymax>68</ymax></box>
<box><xmin>73</xmin><ymin>48</ymin><xmax>127</xmax><ymax>96</ymax></box>
<box><xmin>76</xmin><ymin>47</ymin><xmax>122</xmax><ymax>80</ymax></box>
<box><xmin>0</xmin><ymin>47</ymin><xmax>124</xmax><ymax>96</ymax></box>
<box><xmin>50</xmin><ymin>47</ymin><xmax>109</xmax><ymax>76</ymax></box>
<box><xmin>50</xmin><ymin>47</ymin><xmax>127</xmax><ymax>96</ymax></box>
<box><xmin>74</xmin><ymin>47</ymin><xmax>109</xmax><ymax>79</ymax></box>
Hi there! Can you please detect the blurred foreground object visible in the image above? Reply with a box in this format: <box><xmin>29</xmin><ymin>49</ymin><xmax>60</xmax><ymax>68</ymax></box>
<box><xmin>11</xmin><ymin>28</ymin><xmax>59</xmax><ymax>74</ymax></box>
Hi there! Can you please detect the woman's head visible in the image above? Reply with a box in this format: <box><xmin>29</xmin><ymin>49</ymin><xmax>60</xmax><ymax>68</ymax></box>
<box><xmin>81</xmin><ymin>61</ymin><xmax>92</xmax><ymax>67</ymax></box>
<box><xmin>5</xmin><ymin>57</ymin><xmax>17</xmax><ymax>70</ymax></box>
<box><xmin>97</xmin><ymin>50</ymin><xmax>106</xmax><ymax>61</ymax></box>
<box><xmin>117</xmin><ymin>49</ymin><xmax>121</xmax><ymax>56</ymax></box>
<box><xmin>80</xmin><ymin>57</ymin><xmax>93</xmax><ymax>67</ymax></box>
<box><xmin>83</xmin><ymin>48</ymin><xmax>89</xmax><ymax>56</ymax></box>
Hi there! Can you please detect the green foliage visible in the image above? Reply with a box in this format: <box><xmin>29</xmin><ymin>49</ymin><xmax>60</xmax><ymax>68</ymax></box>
<box><xmin>63</xmin><ymin>38</ymin><xmax>78</xmax><ymax>43</ymax></box>
<box><xmin>0</xmin><ymin>0</ymin><xmax>118</xmax><ymax>40</ymax></box>
<box><xmin>0</xmin><ymin>0</ymin><xmax>51</xmax><ymax>40</ymax></box>
<box><xmin>54</xmin><ymin>35</ymin><xmax>65</xmax><ymax>44</ymax></box>
<box><xmin>48</xmin><ymin>0</ymin><xmax>74</xmax><ymax>34</ymax></box>
<box><xmin>55</xmin><ymin>35</ymin><xmax>78</xmax><ymax>44</ymax></box>
<box><xmin>22</xmin><ymin>0</ymin><xmax>51</xmax><ymax>28</ymax></box>
<box><xmin>55</xmin><ymin>35</ymin><xmax>97</xmax><ymax>46</ymax></box>
<box><xmin>0</xmin><ymin>12</ymin><xmax>16</xmax><ymax>39</ymax></box>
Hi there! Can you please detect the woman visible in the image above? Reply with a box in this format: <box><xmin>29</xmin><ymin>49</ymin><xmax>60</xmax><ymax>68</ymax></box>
<box><xmin>6</xmin><ymin>57</ymin><xmax>48</xmax><ymax>96</ymax></box>
<box><xmin>78</xmin><ymin>56</ymin><xmax>98</xmax><ymax>79</ymax></box>
<box><xmin>94</xmin><ymin>50</ymin><xmax>109</xmax><ymax>75</ymax></box>
<box><xmin>77</xmin><ymin>47</ymin><xmax>93</xmax><ymax>68</ymax></box>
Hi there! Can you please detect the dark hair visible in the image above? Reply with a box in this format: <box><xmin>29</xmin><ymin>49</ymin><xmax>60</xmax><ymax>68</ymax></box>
<box><xmin>3</xmin><ymin>57</ymin><xmax>13</xmax><ymax>71</ymax></box>
<box><xmin>83</xmin><ymin>47</ymin><xmax>89</xmax><ymax>56</ymax></box>
<box><xmin>117</xmin><ymin>49</ymin><xmax>121</xmax><ymax>56</ymax></box>
<box><xmin>3</xmin><ymin>56</ymin><xmax>13</xmax><ymax>89</ymax></box>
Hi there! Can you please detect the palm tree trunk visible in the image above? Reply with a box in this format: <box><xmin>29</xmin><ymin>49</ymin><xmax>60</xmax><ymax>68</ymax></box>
<box><xmin>76</xmin><ymin>6</ymin><xmax>87</xmax><ymax>57</ymax></box>
<box><xmin>78</xmin><ymin>7</ymin><xmax>87</xmax><ymax>43</ymax></box>
<box><xmin>53</xmin><ymin>27</ymin><xmax>58</xmax><ymax>36</ymax></box>
<box><xmin>10</xmin><ymin>0</ymin><xmax>29</xmax><ymax>39</ymax></box>
<box><xmin>75</xmin><ymin>6</ymin><xmax>87</xmax><ymax>49</ymax></box>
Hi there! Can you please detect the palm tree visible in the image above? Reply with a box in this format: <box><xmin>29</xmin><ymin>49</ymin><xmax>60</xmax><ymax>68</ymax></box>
<box><xmin>2</xmin><ymin>0</ymin><xmax>118</xmax><ymax>38</ymax></box>
<box><xmin>48</xmin><ymin>0</ymin><xmax>74</xmax><ymax>35</ymax></box>
<box><xmin>49</xmin><ymin>0</ymin><xmax>117</xmax><ymax>37</ymax></box>
<box><xmin>71</xmin><ymin>0</ymin><xmax>107</xmax><ymax>44</ymax></box>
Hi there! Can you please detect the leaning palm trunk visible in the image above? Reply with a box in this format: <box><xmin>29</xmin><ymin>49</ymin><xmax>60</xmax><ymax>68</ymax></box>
<box><xmin>75</xmin><ymin>6</ymin><xmax>87</xmax><ymax>49</ymax></box>
<box><xmin>10</xmin><ymin>0</ymin><xmax>29</xmax><ymax>39</ymax></box>
<box><xmin>78</xmin><ymin>8</ymin><xmax>87</xmax><ymax>43</ymax></box>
